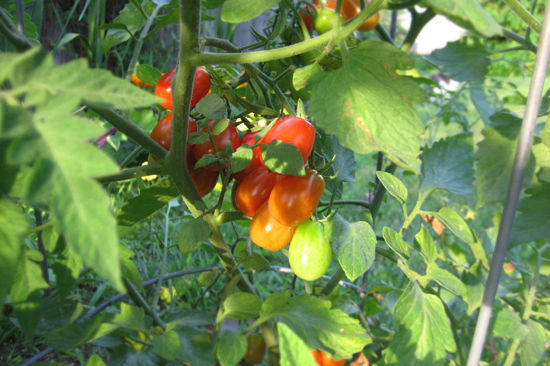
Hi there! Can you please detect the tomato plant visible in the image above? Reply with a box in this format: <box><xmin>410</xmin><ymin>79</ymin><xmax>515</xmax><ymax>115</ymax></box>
<box><xmin>235</xmin><ymin>165</ymin><xmax>283</xmax><ymax>217</ymax></box>
<box><xmin>155</xmin><ymin>67</ymin><xmax>211</xmax><ymax>110</ymax></box>
<box><xmin>260</xmin><ymin>116</ymin><xmax>315</xmax><ymax>165</ymax></box>
<box><xmin>250</xmin><ymin>201</ymin><xmax>297</xmax><ymax>251</ymax></box>
<box><xmin>243</xmin><ymin>333</ymin><xmax>266</xmax><ymax>365</ymax></box>
<box><xmin>194</xmin><ymin>119</ymin><xmax>241</xmax><ymax>171</ymax></box>
<box><xmin>150</xmin><ymin>113</ymin><xmax>198</xmax><ymax>157</ymax></box>
<box><xmin>289</xmin><ymin>221</ymin><xmax>332</xmax><ymax>281</ymax></box>
<box><xmin>268</xmin><ymin>167</ymin><xmax>325</xmax><ymax>227</ymax></box>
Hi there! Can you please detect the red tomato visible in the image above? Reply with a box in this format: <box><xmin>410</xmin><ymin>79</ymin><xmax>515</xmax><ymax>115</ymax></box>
<box><xmin>155</xmin><ymin>67</ymin><xmax>211</xmax><ymax>110</ymax></box>
<box><xmin>150</xmin><ymin>113</ymin><xmax>197</xmax><ymax>157</ymax></box>
<box><xmin>268</xmin><ymin>167</ymin><xmax>325</xmax><ymax>227</ymax></box>
<box><xmin>259</xmin><ymin>116</ymin><xmax>315</xmax><ymax>166</ymax></box>
<box><xmin>311</xmin><ymin>350</ymin><xmax>323</xmax><ymax>365</ymax></box>
<box><xmin>320</xmin><ymin>351</ymin><xmax>346</xmax><ymax>366</ymax></box>
<box><xmin>250</xmin><ymin>202</ymin><xmax>296</xmax><ymax>251</ymax></box>
<box><xmin>194</xmin><ymin>119</ymin><xmax>241</xmax><ymax>171</ymax></box>
<box><xmin>186</xmin><ymin>154</ymin><xmax>219</xmax><ymax>197</ymax></box>
<box><xmin>299</xmin><ymin>5</ymin><xmax>318</xmax><ymax>30</ymax></box>
<box><xmin>313</xmin><ymin>0</ymin><xmax>379</xmax><ymax>32</ymax></box>
<box><xmin>243</xmin><ymin>333</ymin><xmax>266</xmax><ymax>365</ymax></box>
<box><xmin>235</xmin><ymin>165</ymin><xmax>283</xmax><ymax>217</ymax></box>
<box><xmin>233</xmin><ymin>132</ymin><xmax>263</xmax><ymax>182</ymax></box>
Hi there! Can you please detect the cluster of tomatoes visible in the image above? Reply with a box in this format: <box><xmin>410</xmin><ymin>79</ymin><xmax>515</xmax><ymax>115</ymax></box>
<box><xmin>299</xmin><ymin>0</ymin><xmax>380</xmax><ymax>35</ymax></box>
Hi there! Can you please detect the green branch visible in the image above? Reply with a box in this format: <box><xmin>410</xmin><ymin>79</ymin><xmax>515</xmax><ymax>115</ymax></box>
<box><xmin>400</xmin><ymin>8</ymin><xmax>436</xmax><ymax>53</ymax></box>
<box><xmin>502</xmin><ymin>27</ymin><xmax>538</xmax><ymax>53</ymax></box>
<box><xmin>0</xmin><ymin>7</ymin><xmax>32</xmax><ymax>52</ymax></box>
<box><xmin>503</xmin><ymin>0</ymin><xmax>542</xmax><ymax>34</ymax></box>
<box><xmin>123</xmin><ymin>278</ymin><xmax>166</xmax><ymax>331</ymax></box>
<box><xmin>382</xmin><ymin>0</ymin><xmax>424</xmax><ymax>10</ymax></box>
<box><xmin>89</xmin><ymin>107</ymin><xmax>168</xmax><ymax>160</ymax></box>
<box><xmin>95</xmin><ymin>162</ymin><xmax>167</xmax><ymax>184</ymax></box>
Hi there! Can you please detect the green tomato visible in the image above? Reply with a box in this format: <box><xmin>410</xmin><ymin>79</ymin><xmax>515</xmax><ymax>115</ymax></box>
<box><xmin>314</xmin><ymin>8</ymin><xmax>343</xmax><ymax>35</ymax></box>
<box><xmin>289</xmin><ymin>221</ymin><xmax>332</xmax><ymax>281</ymax></box>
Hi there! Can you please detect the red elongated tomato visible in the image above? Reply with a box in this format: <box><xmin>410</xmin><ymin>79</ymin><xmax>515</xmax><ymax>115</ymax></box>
<box><xmin>311</xmin><ymin>350</ymin><xmax>323</xmax><ymax>365</ymax></box>
<box><xmin>233</xmin><ymin>132</ymin><xmax>263</xmax><ymax>182</ymax></box>
<box><xmin>187</xmin><ymin>153</ymin><xmax>219</xmax><ymax>197</ymax></box>
<box><xmin>320</xmin><ymin>351</ymin><xmax>346</xmax><ymax>366</ymax></box>
<box><xmin>194</xmin><ymin>119</ymin><xmax>241</xmax><ymax>171</ymax></box>
<box><xmin>235</xmin><ymin>165</ymin><xmax>283</xmax><ymax>217</ymax></box>
<box><xmin>250</xmin><ymin>202</ymin><xmax>296</xmax><ymax>251</ymax></box>
<box><xmin>150</xmin><ymin>113</ymin><xmax>197</xmax><ymax>157</ymax></box>
<box><xmin>155</xmin><ymin>67</ymin><xmax>211</xmax><ymax>110</ymax></box>
<box><xmin>268</xmin><ymin>167</ymin><xmax>325</xmax><ymax>227</ymax></box>
<box><xmin>243</xmin><ymin>333</ymin><xmax>266</xmax><ymax>365</ymax></box>
<box><xmin>259</xmin><ymin>116</ymin><xmax>315</xmax><ymax>165</ymax></box>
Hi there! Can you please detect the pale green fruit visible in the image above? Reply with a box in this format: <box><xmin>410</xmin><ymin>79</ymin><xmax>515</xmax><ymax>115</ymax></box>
<box><xmin>289</xmin><ymin>221</ymin><xmax>332</xmax><ymax>281</ymax></box>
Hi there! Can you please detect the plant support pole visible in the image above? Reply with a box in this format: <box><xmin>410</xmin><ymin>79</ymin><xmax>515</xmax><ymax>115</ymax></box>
<box><xmin>467</xmin><ymin>2</ymin><xmax>550</xmax><ymax>365</ymax></box>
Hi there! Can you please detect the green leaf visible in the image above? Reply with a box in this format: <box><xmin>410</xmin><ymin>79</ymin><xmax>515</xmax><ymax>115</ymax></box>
<box><xmin>424</xmin><ymin>266</ymin><xmax>466</xmax><ymax>296</ymax></box>
<box><xmin>188</xmin><ymin>131</ymin><xmax>210</xmax><ymax>145</ymax></box>
<box><xmin>383</xmin><ymin>282</ymin><xmax>455</xmax><ymax>365</ymax></box>
<box><xmin>36</xmin><ymin>297</ymin><xmax>83</xmax><ymax>335</ymax></box>
<box><xmin>0</xmin><ymin>100</ymin><xmax>33</xmax><ymax>139</ymax></box>
<box><xmin>230</xmin><ymin>144</ymin><xmax>253</xmax><ymax>173</ymax></box>
<box><xmin>10</xmin><ymin>250</ymin><xmax>49</xmax><ymax>340</ymax></box>
<box><xmin>103</xmin><ymin>1</ymin><xmax>156</xmax><ymax>53</ymax></box>
<box><xmin>51</xmin><ymin>243</ymin><xmax>83</xmax><ymax>297</ymax></box>
<box><xmin>117</xmin><ymin>179</ymin><xmax>179</xmax><ymax>226</ymax></box>
<box><xmin>198</xmin><ymin>271</ymin><xmax>216</xmax><ymax>287</ymax></box>
<box><xmin>382</xmin><ymin>227</ymin><xmax>410</xmax><ymax>257</ymax></box>
<box><xmin>166</xmin><ymin>310</ymin><xmax>216</xmax><ymax>328</ymax></box>
<box><xmin>212</xmin><ymin>118</ymin><xmax>230</xmax><ymax>136</ymax></box>
<box><xmin>196</xmin><ymin>94</ymin><xmax>227</xmax><ymax>121</ymax></box>
<box><xmin>221</xmin><ymin>0</ymin><xmax>281</xmax><ymax>23</ymax></box>
<box><xmin>261</xmin><ymin>140</ymin><xmax>305</xmax><ymax>176</ymax></box>
<box><xmin>113</xmin><ymin>303</ymin><xmax>145</xmax><ymax>329</ymax></box>
<box><xmin>176</xmin><ymin>326</ymin><xmax>215</xmax><ymax>365</ymax></box>
<box><xmin>309</xmin><ymin>41</ymin><xmax>425</xmax><ymax>172</ymax></box>
<box><xmin>532</xmin><ymin>140</ymin><xmax>550</xmax><ymax>168</ymax></box>
<box><xmin>256</xmin><ymin>292</ymin><xmax>371</xmax><ymax>360</ymax></box>
<box><xmin>223</xmin><ymin>292</ymin><xmax>262</xmax><ymax>320</ymax></box>
<box><xmin>461</xmin><ymin>261</ymin><xmax>484</xmax><ymax>315</ymax></box>
<box><xmin>424</xmin><ymin>38</ymin><xmax>491</xmax><ymax>82</ymax></box>
<box><xmin>414</xmin><ymin>225</ymin><xmax>437</xmax><ymax>263</ymax></box>
<box><xmin>519</xmin><ymin>319</ymin><xmax>546</xmax><ymax>366</ymax></box>
<box><xmin>120</xmin><ymin>244</ymin><xmax>144</xmax><ymax>292</ymax></box>
<box><xmin>278</xmin><ymin>322</ymin><xmax>318</xmax><ymax>366</ymax></box>
<box><xmin>25</xmin><ymin>58</ymin><xmax>160</xmax><ymax>109</ymax></box>
<box><xmin>476</xmin><ymin>112</ymin><xmax>536</xmax><ymax>208</ymax></box>
<box><xmin>469</xmin><ymin>82</ymin><xmax>503</xmax><ymax>126</ymax></box>
<box><xmin>324</xmin><ymin>215</ymin><xmax>376</xmax><ymax>282</ymax></box>
<box><xmin>424</xmin><ymin>0</ymin><xmax>503</xmax><ymax>38</ymax></box>
<box><xmin>177</xmin><ymin>217</ymin><xmax>211</xmax><ymax>255</ymax></box>
<box><xmin>135</xmin><ymin>64</ymin><xmax>163</xmax><ymax>85</ymax></box>
<box><xmin>242</xmin><ymin>252</ymin><xmax>271</xmax><ymax>271</ymax></box>
<box><xmin>293</xmin><ymin>63</ymin><xmax>322</xmax><ymax>91</ymax></box>
<box><xmin>146</xmin><ymin>8</ymin><xmax>180</xmax><ymax>38</ymax></box>
<box><xmin>427</xmin><ymin>207</ymin><xmax>474</xmax><ymax>243</ymax></box>
<box><xmin>0</xmin><ymin>199</ymin><xmax>27</xmax><ymax>304</ymax></box>
<box><xmin>153</xmin><ymin>330</ymin><xmax>181</xmax><ymax>361</ymax></box>
<box><xmin>493</xmin><ymin>307</ymin><xmax>526</xmax><ymax>339</ymax></box>
<box><xmin>31</xmin><ymin>99</ymin><xmax>123</xmax><ymax>291</ymax></box>
<box><xmin>420</xmin><ymin>132</ymin><xmax>474</xmax><ymax>196</ymax></box>
<box><xmin>319</xmin><ymin>132</ymin><xmax>356</xmax><ymax>198</ymax></box>
<box><xmin>376</xmin><ymin>172</ymin><xmax>407</xmax><ymax>205</ymax></box>
<box><xmin>87</xmin><ymin>355</ymin><xmax>106</xmax><ymax>366</ymax></box>
<box><xmin>510</xmin><ymin>187</ymin><xmax>550</xmax><ymax>246</ymax></box>
<box><xmin>216</xmin><ymin>330</ymin><xmax>247</xmax><ymax>366</ymax></box>
<box><xmin>195</xmin><ymin>154</ymin><xmax>219</xmax><ymax>169</ymax></box>
<box><xmin>45</xmin><ymin>315</ymin><xmax>119</xmax><ymax>352</ymax></box>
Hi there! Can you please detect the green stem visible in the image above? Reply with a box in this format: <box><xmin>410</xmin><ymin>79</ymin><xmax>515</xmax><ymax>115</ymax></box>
<box><xmin>400</xmin><ymin>8</ymin><xmax>436</xmax><ymax>53</ymax></box>
<box><xmin>95</xmin><ymin>161</ymin><xmax>167</xmax><ymax>184</ymax></box>
<box><xmin>125</xmin><ymin>4</ymin><xmax>163</xmax><ymax>82</ymax></box>
<box><xmin>19</xmin><ymin>221</ymin><xmax>55</xmax><ymax>239</ymax></box>
<box><xmin>370</xmin><ymin>163</ymin><xmax>397</xmax><ymax>226</ymax></box>
<box><xmin>399</xmin><ymin>192</ymin><xmax>425</xmax><ymax>234</ymax></box>
<box><xmin>503</xmin><ymin>0</ymin><xmax>542</xmax><ymax>34</ymax></box>
<box><xmin>152</xmin><ymin>205</ymin><xmax>173</xmax><ymax>306</ymax></box>
<box><xmin>318</xmin><ymin>200</ymin><xmax>370</xmax><ymax>210</ymax></box>
<box><xmin>196</xmin><ymin>0</ymin><xmax>385</xmax><ymax>66</ymax></box>
<box><xmin>382</xmin><ymin>0</ymin><xmax>424</xmax><ymax>10</ymax></box>
<box><xmin>502</xmin><ymin>27</ymin><xmax>538</xmax><ymax>53</ymax></box>
<box><xmin>120</xmin><ymin>146</ymin><xmax>144</xmax><ymax>169</ymax></box>
<box><xmin>0</xmin><ymin>7</ymin><xmax>32</xmax><ymax>52</ymax></box>
<box><xmin>89</xmin><ymin>107</ymin><xmax>168</xmax><ymax>160</ymax></box>
<box><xmin>123</xmin><ymin>278</ymin><xmax>166</xmax><ymax>331</ymax></box>
<box><xmin>216</xmin><ymin>211</ymin><xmax>251</xmax><ymax>225</ymax></box>
<box><xmin>374</xmin><ymin>23</ymin><xmax>396</xmax><ymax>46</ymax></box>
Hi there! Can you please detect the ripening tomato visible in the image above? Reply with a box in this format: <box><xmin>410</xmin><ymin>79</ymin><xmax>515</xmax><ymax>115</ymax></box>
<box><xmin>289</xmin><ymin>221</ymin><xmax>332</xmax><ymax>281</ymax></box>
<box><xmin>250</xmin><ymin>202</ymin><xmax>296</xmax><ymax>251</ymax></box>
<box><xmin>150</xmin><ymin>113</ymin><xmax>197</xmax><ymax>157</ymax></box>
<box><xmin>243</xmin><ymin>333</ymin><xmax>266</xmax><ymax>365</ymax></box>
<box><xmin>194</xmin><ymin>119</ymin><xmax>241</xmax><ymax>171</ymax></box>
<box><xmin>311</xmin><ymin>350</ymin><xmax>323</xmax><ymax>365</ymax></box>
<box><xmin>314</xmin><ymin>0</ymin><xmax>379</xmax><ymax>32</ymax></box>
<box><xmin>233</xmin><ymin>132</ymin><xmax>262</xmax><ymax>182</ymax></box>
<box><xmin>187</xmin><ymin>154</ymin><xmax>219</xmax><ymax>196</ymax></box>
<box><xmin>235</xmin><ymin>165</ymin><xmax>283</xmax><ymax>217</ymax></box>
<box><xmin>320</xmin><ymin>351</ymin><xmax>346</xmax><ymax>366</ymax></box>
<box><xmin>231</xmin><ymin>181</ymin><xmax>240</xmax><ymax>212</ymax></box>
<box><xmin>259</xmin><ymin>116</ymin><xmax>315</xmax><ymax>166</ymax></box>
<box><xmin>155</xmin><ymin>67</ymin><xmax>211</xmax><ymax>110</ymax></box>
<box><xmin>299</xmin><ymin>5</ymin><xmax>318</xmax><ymax>30</ymax></box>
<box><xmin>268</xmin><ymin>167</ymin><xmax>325</xmax><ymax>227</ymax></box>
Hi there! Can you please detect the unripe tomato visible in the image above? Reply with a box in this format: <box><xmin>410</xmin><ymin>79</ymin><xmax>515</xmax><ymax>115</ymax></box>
<box><xmin>250</xmin><ymin>202</ymin><xmax>296</xmax><ymax>251</ymax></box>
<box><xmin>233</xmin><ymin>132</ymin><xmax>262</xmax><ymax>182</ymax></box>
<box><xmin>155</xmin><ymin>67</ymin><xmax>211</xmax><ymax>110</ymax></box>
<box><xmin>321</xmin><ymin>351</ymin><xmax>346</xmax><ymax>366</ymax></box>
<box><xmin>187</xmin><ymin>153</ymin><xmax>219</xmax><ymax>196</ymax></box>
<box><xmin>235</xmin><ymin>166</ymin><xmax>283</xmax><ymax>218</ymax></box>
<box><xmin>243</xmin><ymin>333</ymin><xmax>266</xmax><ymax>365</ymax></box>
<box><xmin>194</xmin><ymin>119</ymin><xmax>241</xmax><ymax>171</ymax></box>
<box><xmin>314</xmin><ymin>8</ymin><xmax>340</xmax><ymax>34</ymax></box>
<box><xmin>314</xmin><ymin>0</ymin><xmax>379</xmax><ymax>32</ymax></box>
<box><xmin>260</xmin><ymin>116</ymin><xmax>315</xmax><ymax>166</ymax></box>
<box><xmin>289</xmin><ymin>221</ymin><xmax>332</xmax><ymax>281</ymax></box>
<box><xmin>150</xmin><ymin>113</ymin><xmax>197</xmax><ymax>157</ymax></box>
<box><xmin>268</xmin><ymin>167</ymin><xmax>325</xmax><ymax>227</ymax></box>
